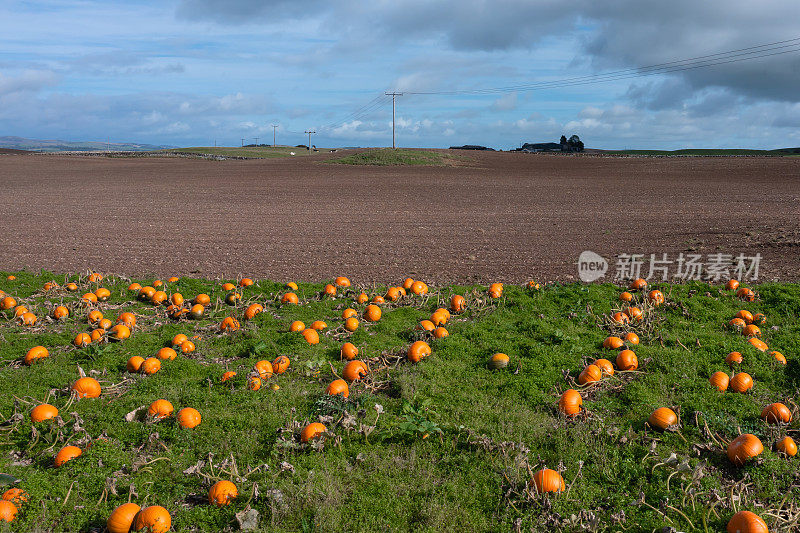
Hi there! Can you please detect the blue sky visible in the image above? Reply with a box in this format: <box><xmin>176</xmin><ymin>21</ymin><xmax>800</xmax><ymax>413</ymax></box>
<box><xmin>1</xmin><ymin>0</ymin><xmax>799</xmax><ymax>149</ymax></box>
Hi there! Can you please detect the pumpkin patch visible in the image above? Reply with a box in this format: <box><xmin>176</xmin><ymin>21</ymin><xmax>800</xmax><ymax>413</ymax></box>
<box><xmin>0</xmin><ymin>271</ymin><xmax>796</xmax><ymax>532</ymax></box>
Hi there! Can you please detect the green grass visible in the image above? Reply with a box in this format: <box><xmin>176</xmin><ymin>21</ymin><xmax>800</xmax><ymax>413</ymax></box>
<box><xmin>161</xmin><ymin>146</ymin><xmax>336</xmax><ymax>159</ymax></box>
<box><xmin>0</xmin><ymin>272</ymin><xmax>798</xmax><ymax>531</ymax></box>
<box><xmin>327</xmin><ymin>148</ymin><xmax>461</xmax><ymax>166</ymax></box>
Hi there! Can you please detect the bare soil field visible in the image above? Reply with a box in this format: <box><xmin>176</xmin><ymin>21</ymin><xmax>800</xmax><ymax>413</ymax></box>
<box><xmin>1</xmin><ymin>151</ymin><xmax>798</xmax><ymax>283</ymax></box>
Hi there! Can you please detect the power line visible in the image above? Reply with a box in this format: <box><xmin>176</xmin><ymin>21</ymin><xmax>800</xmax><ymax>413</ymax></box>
<box><xmin>404</xmin><ymin>37</ymin><xmax>800</xmax><ymax>95</ymax></box>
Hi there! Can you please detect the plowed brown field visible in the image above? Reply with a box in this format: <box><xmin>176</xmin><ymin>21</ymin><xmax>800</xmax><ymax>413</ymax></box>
<box><xmin>1</xmin><ymin>151</ymin><xmax>798</xmax><ymax>283</ymax></box>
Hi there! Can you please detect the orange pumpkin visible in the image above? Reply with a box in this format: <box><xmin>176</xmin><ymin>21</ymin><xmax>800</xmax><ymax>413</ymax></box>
<box><xmin>616</xmin><ymin>349</ymin><xmax>638</xmax><ymax>371</ymax></box>
<box><xmin>141</xmin><ymin>357</ymin><xmax>161</xmax><ymax>375</ymax></box>
<box><xmin>603</xmin><ymin>336</ymin><xmax>624</xmax><ymax>350</ymax></box>
<box><xmin>273</xmin><ymin>356</ymin><xmax>290</xmax><ymax>374</ymax></box>
<box><xmin>629</xmin><ymin>278</ymin><xmax>647</xmax><ymax>290</ymax></box>
<box><xmin>725</xmin><ymin>279</ymin><xmax>740</xmax><ymax>291</ymax></box>
<box><xmin>363</xmin><ymin>304</ymin><xmax>382</xmax><ymax>322</ymax></box>
<box><xmin>177</xmin><ymin>407</ymin><xmax>201</xmax><ymax>429</ymax></box>
<box><xmin>736</xmin><ymin>287</ymin><xmax>756</xmax><ymax>301</ymax></box>
<box><xmin>418</xmin><ymin>320</ymin><xmax>435</xmax><ymax>332</ymax></box>
<box><xmin>594</xmin><ymin>359</ymin><xmax>614</xmax><ymax>377</ymax></box>
<box><xmin>285</xmin><ymin>282</ymin><xmax>299</xmax><ymax>290</ymax></box>
<box><xmin>624</xmin><ymin>332</ymin><xmax>640</xmax><ymax>345</ymax></box>
<box><xmin>107</xmin><ymin>502</ymin><xmax>141</xmax><ymax>533</ymax></box>
<box><xmin>0</xmin><ymin>501</ymin><xmax>17</xmax><ymax>523</ymax></box>
<box><xmin>219</xmin><ymin>316</ymin><xmax>240</xmax><ymax>332</ymax></box>
<box><xmin>344</xmin><ymin>317</ymin><xmax>359</xmax><ymax>332</ymax></box>
<box><xmin>108</xmin><ymin>324</ymin><xmax>131</xmax><ymax>341</ymax></box>
<box><xmin>335</xmin><ymin>276</ymin><xmax>351</xmax><ymax>287</ymax></box>
<box><xmin>301</xmin><ymin>422</ymin><xmax>327</xmax><ymax>443</ymax></box>
<box><xmin>619</xmin><ymin>291</ymin><xmax>633</xmax><ymax>302</ymax></box>
<box><xmin>30</xmin><ymin>403</ymin><xmax>58</xmax><ymax>423</ymax></box>
<box><xmin>726</xmin><ymin>510</ymin><xmax>768</xmax><ymax>533</ymax></box>
<box><xmin>1</xmin><ymin>488</ymin><xmax>27</xmax><ymax>506</ymax></box>
<box><xmin>611</xmin><ymin>312</ymin><xmax>630</xmax><ymax>325</ymax></box>
<box><xmin>301</xmin><ymin>328</ymin><xmax>320</xmax><ymax>345</ymax></box>
<box><xmin>94</xmin><ymin>287</ymin><xmax>111</xmax><ymax>301</ymax></box>
<box><xmin>127</xmin><ymin>356</ymin><xmax>145</xmax><ymax>372</ymax></box>
<box><xmin>326</xmin><ymin>379</ymin><xmax>350</xmax><ymax>398</ymax></box>
<box><xmin>488</xmin><ymin>352</ymin><xmax>510</xmax><ymax>370</ymax></box>
<box><xmin>117</xmin><ymin>312</ymin><xmax>136</xmax><ymax>329</ymax></box>
<box><xmin>730</xmin><ymin>372</ymin><xmax>753</xmax><ymax>393</ymax></box>
<box><xmin>748</xmin><ymin>338</ymin><xmax>768</xmax><ymax>352</ymax></box>
<box><xmin>323</xmin><ymin>284</ymin><xmax>337</xmax><ymax>297</ymax></box>
<box><xmin>73</xmin><ymin>332</ymin><xmax>92</xmax><ymax>348</ymax></box>
<box><xmin>356</xmin><ymin>292</ymin><xmax>369</xmax><ymax>304</ymax></box>
<box><xmin>726</xmin><ymin>351</ymin><xmax>743</xmax><ymax>365</ymax></box>
<box><xmin>132</xmin><ymin>505</ymin><xmax>171</xmax><ymax>533</ymax></box>
<box><xmin>578</xmin><ymin>364</ymin><xmax>602</xmax><ymax>385</ymax></box>
<box><xmin>450</xmin><ymin>294</ymin><xmax>466</xmax><ymax>313</ymax></box>
<box><xmin>343</xmin><ymin>360</ymin><xmax>368</xmax><ymax>381</ymax></box>
<box><xmin>626</xmin><ymin>306</ymin><xmax>643</xmax><ymax>322</ymax></box>
<box><xmin>729</xmin><ymin>318</ymin><xmax>746</xmax><ymax>330</ymax></box>
<box><xmin>281</xmin><ymin>292</ymin><xmax>299</xmax><ymax>305</ymax></box>
<box><xmin>648</xmin><ymin>290</ymin><xmax>664</xmax><ymax>305</ymax></box>
<box><xmin>247</xmin><ymin>376</ymin><xmax>262</xmax><ymax>391</ymax></box>
<box><xmin>408</xmin><ymin>341</ymin><xmax>431</xmax><ymax>363</ymax></box>
<box><xmin>771</xmin><ymin>351</ymin><xmax>787</xmax><ymax>365</ymax></box>
<box><xmin>148</xmin><ymin>399</ymin><xmax>174</xmax><ymax>419</ymax></box>
<box><xmin>221</xmin><ymin>371</ymin><xmax>237</xmax><ymax>382</ymax></box>
<box><xmin>290</xmin><ymin>320</ymin><xmax>305</xmax><ymax>332</ymax></box>
<box><xmin>742</xmin><ymin>324</ymin><xmax>761</xmax><ymax>338</ymax></box>
<box><xmin>558</xmin><ymin>389</ymin><xmax>582</xmax><ymax>417</ymax></box>
<box><xmin>709</xmin><ymin>372</ymin><xmax>730</xmax><ymax>392</ymax></box>
<box><xmin>411</xmin><ymin>281</ymin><xmax>429</xmax><ymax>296</ymax></box>
<box><xmin>209</xmin><ymin>480</ymin><xmax>238</xmax><ymax>506</ymax></box>
<box><xmin>239</xmin><ymin>277</ymin><xmax>254</xmax><ymax>287</ymax></box>
<box><xmin>55</xmin><ymin>445</ymin><xmax>82</xmax><ymax>467</ymax></box>
<box><xmin>777</xmin><ymin>436</ymin><xmax>798</xmax><ymax>457</ymax></box>
<box><xmin>735</xmin><ymin>310</ymin><xmax>754</xmax><ymax>324</ymax></box>
<box><xmin>24</xmin><ymin>345</ymin><xmax>49</xmax><ymax>365</ymax></box>
<box><xmin>0</xmin><ymin>296</ymin><xmax>16</xmax><ymax>310</ymax></box>
<box><xmin>180</xmin><ymin>340</ymin><xmax>196</xmax><ymax>354</ymax></box>
<box><xmin>72</xmin><ymin>377</ymin><xmax>101</xmax><ymax>399</ymax></box>
<box><xmin>532</xmin><ymin>468</ymin><xmax>565</xmax><ymax>494</ymax></box>
<box><xmin>52</xmin><ymin>306</ymin><xmax>69</xmax><ymax>320</ymax></box>
<box><xmin>193</xmin><ymin>293</ymin><xmax>211</xmax><ymax>306</ymax></box>
<box><xmin>648</xmin><ymin>407</ymin><xmax>678</xmax><ymax>430</ymax></box>
<box><xmin>433</xmin><ymin>327</ymin><xmax>449</xmax><ymax>338</ymax></box>
<box><xmin>254</xmin><ymin>360</ymin><xmax>274</xmax><ymax>379</ymax></box>
<box><xmin>128</xmin><ymin>283</ymin><xmax>142</xmax><ymax>292</ymax></box>
<box><xmin>727</xmin><ymin>434</ymin><xmax>763</xmax><ymax>465</ymax></box>
<box><xmin>761</xmin><ymin>402</ymin><xmax>792</xmax><ymax>424</ymax></box>
<box><xmin>340</xmin><ymin>343</ymin><xmax>359</xmax><ymax>361</ymax></box>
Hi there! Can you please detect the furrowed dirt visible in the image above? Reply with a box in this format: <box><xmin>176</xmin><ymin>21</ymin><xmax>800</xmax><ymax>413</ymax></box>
<box><xmin>1</xmin><ymin>151</ymin><xmax>798</xmax><ymax>283</ymax></box>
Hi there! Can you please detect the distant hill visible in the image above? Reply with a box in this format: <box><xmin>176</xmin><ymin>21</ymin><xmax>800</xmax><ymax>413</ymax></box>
<box><xmin>0</xmin><ymin>136</ymin><xmax>175</xmax><ymax>152</ymax></box>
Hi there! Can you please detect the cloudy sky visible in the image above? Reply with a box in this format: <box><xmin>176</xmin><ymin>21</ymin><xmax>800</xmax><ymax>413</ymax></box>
<box><xmin>1</xmin><ymin>0</ymin><xmax>799</xmax><ymax>149</ymax></box>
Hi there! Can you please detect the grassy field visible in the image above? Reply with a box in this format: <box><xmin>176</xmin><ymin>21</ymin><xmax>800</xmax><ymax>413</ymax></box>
<box><xmin>0</xmin><ymin>272</ymin><xmax>798</xmax><ymax>531</ymax></box>
<box><xmin>328</xmin><ymin>148</ymin><xmax>463</xmax><ymax>166</ymax></box>
<box><xmin>161</xmin><ymin>147</ymin><xmax>336</xmax><ymax>159</ymax></box>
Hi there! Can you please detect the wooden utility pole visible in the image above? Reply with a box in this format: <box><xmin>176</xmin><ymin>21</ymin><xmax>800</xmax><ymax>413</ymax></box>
<box><xmin>385</xmin><ymin>92</ymin><xmax>402</xmax><ymax>149</ymax></box>
<box><xmin>272</xmin><ymin>125</ymin><xmax>278</xmax><ymax>146</ymax></box>
<box><xmin>304</xmin><ymin>130</ymin><xmax>315</xmax><ymax>151</ymax></box>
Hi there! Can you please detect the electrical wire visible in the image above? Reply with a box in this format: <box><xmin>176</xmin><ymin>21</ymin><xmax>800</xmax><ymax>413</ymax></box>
<box><xmin>403</xmin><ymin>37</ymin><xmax>800</xmax><ymax>95</ymax></box>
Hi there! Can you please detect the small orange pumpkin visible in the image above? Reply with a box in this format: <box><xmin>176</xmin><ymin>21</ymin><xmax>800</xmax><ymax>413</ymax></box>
<box><xmin>730</xmin><ymin>372</ymin><xmax>753</xmax><ymax>393</ymax></box>
<box><xmin>408</xmin><ymin>341</ymin><xmax>431</xmax><ymax>363</ymax></box>
<box><xmin>777</xmin><ymin>436</ymin><xmax>797</xmax><ymax>457</ymax></box>
<box><xmin>148</xmin><ymin>399</ymin><xmax>174</xmax><ymax>419</ymax></box>
<box><xmin>343</xmin><ymin>360</ymin><xmax>368</xmax><ymax>381</ymax></box>
<box><xmin>254</xmin><ymin>360</ymin><xmax>274</xmax><ymax>379</ymax></box>
<box><xmin>603</xmin><ymin>336</ymin><xmax>624</xmax><ymax>350</ymax></box>
<box><xmin>558</xmin><ymin>389</ymin><xmax>582</xmax><ymax>417</ymax></box>
<box><xmin>132</xmin><ymin>505</ymin><xmax>171</xmax><ymax>533</ymax></box>
<box><xmin>727</xmin><ymin>434</ymin><xmax>763</xmax><ymax>465</ymax></box>
<box><xmin>273</xmin><ymin>355</ymin><xmax>290</xmax><ymax>374</ymax></box>
<box><xmin>326</xmin><ymin>379</ymin><xmax>350</xmax><ymax>398</ymax></box>
<box><xmin>289</xmin><ymin>320</ymin><xmax>305</xmax><ymax>332</ymax></box>
<box><xmin>30</xmin><ymin>403</ymin><xmax>58</xmax><ymax>423</ymax></box>
<box><xmin>55</xmin><ymin>445</ymin><xmax>82</xmax><ymax>467</ymax></box>
<box><xmin>726</xmin><ymin>351</ymin><xmax>743</xmax><ymax>365</ymax></box>
<box><xmin>578</xmin><ymin>364</ymin><xmax>602</xmax><ymax>385</ymax></box>
<box><xmin>532</xmin><ymin>468</ymin><xmax>565</xmax><ymax>494</ymax></box>
<box><xmin>648</xmin><ymin>407</ymin><xmax>678</xmax><ymax>431</ymax></box>
<box><xmin>761</xmin><ymin>402</ymin><xmax>792</xmax><ymax>424</ymax></box>
<box><xmin>615</xmin><ymin>349</ymin><xmax>638</xmax><ymax>371</ymax></box>
<box><xmin>107</xmin><ymin>502</ymin><xmax>141</xmax><ymax>533</ymax></box>
<box><xmin>177</xmin><ymin>407</ymin><xmax>201</xmax><ymax>429</ymax></box>
<box><xmin>340</xmin><ymin>343</ymin><xmax>359</xmax><ymax>361</ymax></box>
<box><xmin>141</xmin><ymin>357</ymin><xmax>161</xmax><ymax>375</ymax></box>
<box><xmin>72</xmin><ymin>377</ymin><xmax>101</xmax><ymax>399</ymax></box>
<box><xmin>209</xmin><ymin>480</ymin><xmax>238</xmax><ymax>506</ymax></box>
<box><xmin>363</xmin><ymin>304</ymin><xmax>382</xmax><ymax>322</ymax></box>
<box><xmin>301</xmin><ymin>328</ymin><xmax>320</xmax><ymax>344</ymax></box>
<box><xmin>709</xmin><ymin>371</ymin><xmax>730</xmax><ymax>392</ymax></box>
<box><xmin>301</xmin><ymin>422</ymin><xmax>327</xmax><ymax>443</ymax></box>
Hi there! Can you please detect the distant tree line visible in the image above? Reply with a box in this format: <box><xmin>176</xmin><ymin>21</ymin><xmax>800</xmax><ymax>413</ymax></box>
<box><xmin>560</xmin><ymin>135</ymin><xmax>584</xmax><ymax>152</ymax></box>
